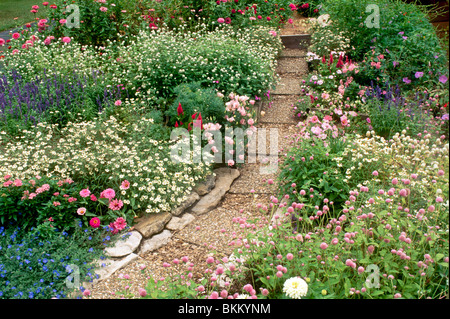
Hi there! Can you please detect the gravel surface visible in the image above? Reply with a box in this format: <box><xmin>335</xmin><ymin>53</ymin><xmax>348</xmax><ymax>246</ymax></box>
<box><xmin>276</xmin><ymin>57</ymin><xmax>309</xmax><ymax>75</ymax></box>
<box><xmin>272</xmin><ymin>74</ymin><xmax>304</xmax><ymax>95</ymax></box>
<box><xmin>260</xmin><ymin>95</ymin><xmax>301</xmax><ymax>125</ymax></box>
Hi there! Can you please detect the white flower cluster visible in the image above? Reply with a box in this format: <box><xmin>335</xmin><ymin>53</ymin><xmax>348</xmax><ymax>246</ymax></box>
<box><xmin>0</xmin><ymin>114</ymin><xmax>209</xmax><ymax>214</ymax></box>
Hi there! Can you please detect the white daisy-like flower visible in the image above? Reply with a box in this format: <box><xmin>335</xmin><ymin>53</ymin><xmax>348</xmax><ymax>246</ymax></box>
<box><xmin>283</xmin><ymin>277</ymin><xmax>308</xmax><ymax>299</ymax></box>
<box><xmin>235</xmin><ymin>294</ymin><xmax>251</xmax><ymax>299</ymax></box>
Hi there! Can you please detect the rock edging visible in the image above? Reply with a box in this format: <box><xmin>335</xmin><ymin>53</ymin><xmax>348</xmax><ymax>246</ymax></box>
<box><xmin>83</xmin><ymin>167</ymin><xmax>240</xmax><ymax>288</ymax></box>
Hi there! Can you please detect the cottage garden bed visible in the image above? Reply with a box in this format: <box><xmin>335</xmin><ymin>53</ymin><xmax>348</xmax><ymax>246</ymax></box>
<box><xmin>0</xmin><ymin>0</ymin><xmax>448</xmax><ymax>300</ymax></box>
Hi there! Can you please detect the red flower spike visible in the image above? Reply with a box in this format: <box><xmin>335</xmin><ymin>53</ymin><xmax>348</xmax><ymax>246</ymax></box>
<box><xmin>177</xmin><ymin>102</ymin><xmax>184</xmax><ymax>116</ymax></box>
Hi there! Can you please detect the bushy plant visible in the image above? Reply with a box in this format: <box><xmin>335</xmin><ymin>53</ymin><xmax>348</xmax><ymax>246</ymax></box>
<box><xmin>0</xmin><ymin>112</ymin><xmax>210</xmax><ymax>216</ymax></box>
<box><xmin>0</xmin><ymin>69</ymin><xmax>121</xmax><ymax>135</ymax></box>
<box><xmin>111</xmin><ymin>24</ymin><xmax>281</xmax><ymax>110</ymax></box>
<box><xmin>278</xmin><ymin>113</ymin><xmax>351</xmax><ymax>213</ymax></box>
<box><xmin>28</xmin><ymin>0</ymin><xmax>142</xmax><ymax>46</ymax></box>
<box><xmin>364</xmin><ymin>82</ymin><xmax>445</xmax><ymax>139</ymax></box>
<box><xmin>166</xmin><ymin>82</ymin><xmax>225</xmax><ymax>127</ymax></box>
<box><xmin>318</xmin><ymin>0</ymin><xmax>448</xmax><ymax>91</ymax></box>
<box><xmin>208</xmin><ymin>0</ymin><xmax>295</xmax><ymax>29</ymax></box>
<box><xmin>0</xmin><ymin>222</ymin><xmax>119</xmax><ymax>299</ymax></box>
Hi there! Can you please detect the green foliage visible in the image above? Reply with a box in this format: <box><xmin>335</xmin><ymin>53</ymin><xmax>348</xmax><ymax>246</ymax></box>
<box><xmin>37</xmin><ymin>0</ymin><xmax>142</xmax><ymax>46</ymax></box>
<box><xmin>319</xmin><ymin>0</ymin><xmax>448</xmax><ymax>91</ymax></box>
<box><xmin>278</xmin><ymin>115</ymin><xmax>351</xmax><ymax>214</ymax></box>
<box><xmin>166</xmin><ymin>82</ymin><xmax>225</xmax><ymax>127</ymax></box>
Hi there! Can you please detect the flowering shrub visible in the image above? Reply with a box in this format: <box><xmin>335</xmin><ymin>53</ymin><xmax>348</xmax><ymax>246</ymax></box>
<box><xmin>0</xmin><ymin>222</ymin><xmax>117</xmax><ymax>299</ymax></box>
<box><xmin>303</xmin><ymin>51</ymin><xmax>362</xmax><ymax>101</ymax></box>
<box><xmin>208</xmin><ymin>0</ymin><xmax>294</xmax><ymax>28</ymax></box>
<box><xmin>26</xmin><ymin>0</ymin><xmax>142</xmax><ymax>46</ymax></box>
<box><xmin>110</xmin><ymin>24</ymin><xmax>281</xmax><ymax>109</ymax></box>
<box><xmin>319</xmin><ymin>0</ymin><xmax>448</xmax><ymax>92</ymax></box>
<box><xmin>278</xmin><ymin>113</ymin><xmax>352</xmax><ymax>213</ymax></box>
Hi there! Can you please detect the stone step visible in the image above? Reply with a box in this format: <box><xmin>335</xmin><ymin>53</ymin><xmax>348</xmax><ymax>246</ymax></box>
<box><xmin>259</xmin><ymin>95</ymin><xmax>301</xmax><ymax>125</ymax></box>
<box><xmin>276</xmin><ymin>57</ymin><xmax>308</xmax><ymax>75</ymax></box>
<box><xmin>280</xmin><ymin>34</ymin><xmax>311</xmax><ymax>50</ymax></box>
<box><xmin>272</xmin><ymin>74</ymin><xmax>304</xmax><ymax>95</ymax></box>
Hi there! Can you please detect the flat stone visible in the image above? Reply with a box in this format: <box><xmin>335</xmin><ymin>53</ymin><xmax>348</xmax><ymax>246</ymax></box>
<box><xmin>166</xmin><ymin>213</ymin><xmax>196</xmax><ymax>231</ymax></box>
<box><xmin>94</xmin><ymin>253</ymin><xmax>139</xmax><ymax>282</ymax></box>
<box><xmin>171</xmin><ymin>192</ymin><xmax>200</xmax><ymax>216</ymax></box>
<box><xmin>104</xmin><ymin>231</ymin><xmax>142</xmax><ymax>258</ymax></box>
<box><xmin>139</xmin><ymin>230</ymin><xmax>172</xmax><ymax>254</ymax></box>
<box><xmin>190</xmin><ymin>167</ymin><xmax>240</xmax><ymax>215</ymax></box>
<box><xmin>193</xmin><ymin>174</ymin><xmax>216</xmax><ymax>196</ymax></box>
<box><xmin>133</xmin><ymin>211</ymin><xmax>172</xmax><ymax>238</ymax></box>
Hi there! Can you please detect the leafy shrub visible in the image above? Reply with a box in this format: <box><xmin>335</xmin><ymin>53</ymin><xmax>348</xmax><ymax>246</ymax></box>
<box><xmin>111</xmin><ymin>24</ymin><xmax>281</xmax><ymax>110</ymax></box>
<box><xmin>31</xmin><ymin>0</ymin><xmax>142</xmax><ymax>46</ymax></box>
<box><xmin>278</xmin><ymin>113</ymin><xmax>351</xmax><ymax>213</ymax></box>
<box><xmin>208</xmin><ymin>0</ymin><xmax>294</xmax><ymax>28</ymax></box>
<box><xmin>166</xmin><ymin>82</ymin><xmax>225</xmax><ymax>127</ymax></box>
<box><xmin>319</xmin><ymin>0</ymin><xmax>448</xmax><ymax>91</ymax></box>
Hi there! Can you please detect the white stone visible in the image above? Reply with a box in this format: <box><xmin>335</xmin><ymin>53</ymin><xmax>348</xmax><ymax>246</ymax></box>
<box><xmin>139</xmin><ymin>230</ymin><xmax>172</xmax><ymax>254</ymax></box>
<box><xmin>104</xmin><ymin>231</ymin><xmax>142</xmax><ymax>258</ymax></box>
<box><xmin>94</xmin><ymin>253</ymin><xmax>139</xmax><ymax>282</ymax></box>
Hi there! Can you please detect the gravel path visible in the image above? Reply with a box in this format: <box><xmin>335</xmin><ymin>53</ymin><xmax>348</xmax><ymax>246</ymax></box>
<box><xmin>82</xmin><ymin>32</ymin><xmax>308</xmax><ymax>300</ymax></box>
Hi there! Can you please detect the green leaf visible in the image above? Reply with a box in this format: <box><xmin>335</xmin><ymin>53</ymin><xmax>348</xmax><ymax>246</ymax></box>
<box><xmin>370</xmin><ymin>290</ymin><xmax>385</xmax><ymax>297</ymax></box>
<box><xmin>435</xmin><ymin>254</ymin><xmax>445</xmax><ymax>262</ymax></box>
<box><xmin>98</xmin><ymin>198</ymin><xmax>109</xmax><ymax>206</ymax></box>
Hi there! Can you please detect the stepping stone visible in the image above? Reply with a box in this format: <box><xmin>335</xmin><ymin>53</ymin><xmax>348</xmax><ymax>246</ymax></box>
<box><xmin>280</xmin><ymin>34</ymin><xmax>311</xmax><ymax>50</ymax></box>
<box><xmin>280</xmin><ymin>48</ymin><xmax>307</xmax><ymax>58</ymax></box>
<box><xmin>247</xmin><ymin>123</ymin><xmax>297</xmax><ymax>158</ymax></box>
